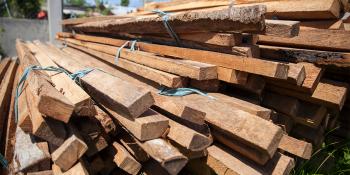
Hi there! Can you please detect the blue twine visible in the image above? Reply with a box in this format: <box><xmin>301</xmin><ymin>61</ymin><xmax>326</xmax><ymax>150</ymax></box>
<box><xmin>0</xmin><ymin>153</ymin><xmax>8</xmax><ymax>169</ymax></box>
<box><xmin>115</xmin><ymin>40</ymin><xmax>138</xmax><ymax>64</ymax></box>
<box><xmin>152</xmin><ymin>9</ymin><xmax>181</xmax><ymax>46</ymax></box>
<box><xmin>14</xmin><ymin>65</ymin><xmax>94</xmax><ymax>123</ymax></box>
<box><xmin>158</xmin><ymin>87</ymin><xmax>215</xmax><ymax>99</ymax></box>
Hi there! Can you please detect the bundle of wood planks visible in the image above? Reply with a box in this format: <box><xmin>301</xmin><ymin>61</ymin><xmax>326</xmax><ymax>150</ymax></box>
<box><xmin>1</xmin><ymin>0</ymin><xmax>350</xmax><ymax>175</ymax></box>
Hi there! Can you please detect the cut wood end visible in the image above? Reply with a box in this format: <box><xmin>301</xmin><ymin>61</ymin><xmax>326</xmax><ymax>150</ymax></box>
<box><xmin>275</xmin><ymin>63</ymin><xmax>289</xmax><ymax>80</ymax></box>
<box><xmin>188</xmin><ymin>134</ymin><xmax>213</xmax><ymax>151</ymax></box>
<box><xmin>162</xmin><ymin>156</ymin><xmax>189</xmax><ymax>175</ymax></box>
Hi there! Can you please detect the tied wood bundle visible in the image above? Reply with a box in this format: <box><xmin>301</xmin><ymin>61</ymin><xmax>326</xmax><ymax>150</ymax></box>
<box><xmin>1</xmin><ymin>1</ymin><xmax>349</xmax><ymax>175</ymax></box>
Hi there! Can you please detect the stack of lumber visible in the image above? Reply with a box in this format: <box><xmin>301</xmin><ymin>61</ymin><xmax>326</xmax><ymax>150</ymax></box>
<box><xmin>1</xmin><ymin>0</ymin><xmax>350</xmax><ymax>175</ymax></box>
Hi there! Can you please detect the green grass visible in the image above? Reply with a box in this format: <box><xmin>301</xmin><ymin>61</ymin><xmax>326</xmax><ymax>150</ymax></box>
<box><xmin>292</xmin><ymin>130</ymin><xmax>350</xmax><ymax>175</ymax></box>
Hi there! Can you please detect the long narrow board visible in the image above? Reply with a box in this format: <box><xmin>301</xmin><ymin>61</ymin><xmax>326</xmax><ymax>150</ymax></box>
<box><xmin>16</xmin><ymin>40</ymin><xmax>75</xmax><ymax>123</ymax></box>
<box><xmin>73</xmin><ymin>5</ymin><xmax>266</xmax><ymax>34</ymax></box>
<box><xmin>259</xmin><ymin>29</ymin><xmax>350</xmax><ymax>52</ymax></box>
<box><xmin>26</xmin><ymin>42</ymin><xmax>96</xmax><ymax>117</ymax></box>
<box><xmin>34</xmin><ymin>41</ymin><xmax>155</xmax><ymax>119</ymax></box>
<box><xmin>57</xmin><ymin>33</ymin><xmax>289</xmax><ymax>80</ymax></box>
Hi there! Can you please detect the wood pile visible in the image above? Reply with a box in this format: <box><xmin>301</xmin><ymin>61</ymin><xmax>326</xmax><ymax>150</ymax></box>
<box><xmin>1</xmin><ymin>0</ymin><xmax>349</xmax><ymax>175</ymax></box>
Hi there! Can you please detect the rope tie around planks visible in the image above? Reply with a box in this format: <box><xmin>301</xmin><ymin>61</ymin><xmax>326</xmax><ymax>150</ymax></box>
<box><xmin>0</xmin><ymin>153</ymin><xmax>8</xmax><ymax>169</ymax></box>
<box><xmin>159</xmin><ymin>86</ymin><xmax>215</xmax><ymax>100</ymax></box>
<box><xmin>152</xmin><ymin>9</ymin><xmax>182</xmax><ymax>46</ymax></box>
<box><xmin>14</xmin><ymin>65</ymin><xmax>94</xmax><ymax>124</ymax></box>
<box><xmin>115</xmin><ymin>40</ymin><xmax>138</xmax><ymax>64</ymax></box>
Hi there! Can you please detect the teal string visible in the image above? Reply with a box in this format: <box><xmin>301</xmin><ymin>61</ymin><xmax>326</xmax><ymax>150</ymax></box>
<box><xmin>0</xmin><ymin>153</ymin><xmax>8</xmax><ymax>169</ymax></box>
<box><xmin>158</xmin><ymin>86</ymin><xmax>215</xmax><ymax>99</ymax></box>
<box><xmin>115</xmin><ymin>40</ymin><xmax>138</xmax><ymax>64</ymax></box>
<box><xmin>14</xmin><ymin>65</ymin><xmax>94</xmax><ymax>123</ymax></box>
<box><xmin>152</xmin><ymin>9</ymin><xmax>181</xmax><ymax>46</ymax></box>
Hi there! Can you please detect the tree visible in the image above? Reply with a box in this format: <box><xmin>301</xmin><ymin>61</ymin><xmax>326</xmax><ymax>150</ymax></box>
<box><xmin>0</xmin><ymin>0</ymin><xmax>41</xmax><ymax>18</ymax></box>
<box><xmin>64</xmin><ymin>0</ymin><xmax>87</xmax><ymax>6</ymax></box>
<box><xmin>121</xmin><ymin>0</ymin><xmax>129</xmax><ymax>7</ymax></box>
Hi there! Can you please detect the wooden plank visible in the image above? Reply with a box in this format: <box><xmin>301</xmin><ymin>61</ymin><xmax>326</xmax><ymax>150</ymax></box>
<box><xmin>0</xmin><ymin>60</ymin><xmax>17</xmax><ymax>155</ymax></box>
<box><xmin>73</xmin><ymin>5</ymin><xmax>266</xmax><ymax>34</ymax></box>
<box><xmin>59</xmin><ymin>42</ymin><xmax>207</xmax><ymax>128</ymax></box>
<box><xmin>61</xmin><ymin>161</ymin><xmax>89</xmax><ymax>175</ymax></box>
<box><xmin>300</xmin><ymin>20</ymin><xmax>344</xmax><ymax>30</ymax></box>
<box><xmin>16</xmin><ymin>40</ymin><xmax>75</xmax><ymax>123</ymax></box>
<box><xmin>259</xmin><ymin>29</ymin><xmax>350</xmax><ymax>52</ymax></box>
<box><xmin>189</xmin><ymin>79</ymin><xmax>220</xmax><ymax>92</ymax></box>
<box><xmin>186</xmin><ymin>144</ymin><xmax>295</xmax><ymax>175</ymax></box>
<box><xmin>217</xmin><ymin>67</ymin><xmax>248</xmax><ymax>84</ymax></box>
<box><xmin>266</xmin><ymin>62</ymin><xmax>324</xmax><ymax>94</ymax></box>
<box><xmin>279</xmin><ymin>134</ymin><xmax>312</xmax><ymax>160</ymax></box>
<box><xmin>113</xmin><ymin>142</ymin><xmax>142</xmax><ymax>175</ymax></box>
<box><xmin>0</xmin><ymin>58</ymin><xmax>11</xmax><ymax>81</ymax></box>
<box><xmin>71</xmin><ymin>117</ymin><xmax>109</xmax><ymax>157</ymax></box>
<box><xmin>103</xmin><ymin>105</ymin><xmax>169</xmax><ymax>141</ymax></box>
<box><xmin>250</xmin><ymin>0</ymin><xmax>341</xmax><ymax>20</ymax></box>
<box><xmin>181</xmin><ymin>94</ymin><xmax>283</xmax><ymax>165</ymax></box>
<box><xmin>295</xmin><ymin>101</ymin><xmax>328</xmax><ymax>128</ymax></box>
<box><xmin>51</xmin><ymin>135</ymin><xmax>88</xmax><ymax>171</ymax></box>
<box><xmin>26</xmin><ymin>42</ymin><xmax>96</xmax><ymax>117</ymax></box>
<box><xmin>265</xmin><ymin>20</ymin><xmax>300</xmax><ymax>37</ymax></box>
<box><xmin>35</xmin><ymin>42</ymin><xmax>155</xmax><ymax>119</ymax></box>
<box><xmin>118</xmin><ymin>129</ymin><xmax>150</xmax><ymax>162</ymax></box>
<box><xmin>268</xmin><ymin>79</ymin><xmax>348</xmax><ymax>110</ymax></box>
<box><xmin>24</xmin><ymin>81</ymin><xmax>67</xmax><ymax>146</ymax></box>
<box><xmin>263</xmin><ymin>91</ymin><xmax>300</xmax><ymax>117</ymax></box>
<box><xmin>94</xmin><ymin>105</ymin><xmax>118</xmax><ymax>135</ymax></box>
<box><xmin>211</xmin><ymin>93</ymin><xmax>272</xmax><ymax>120</ymax></box>
<box><xmin>58</xmin><ymin>36</ymin><xmax>218</xmax><ymax>80</ymax></box>
<box><xmin>167</xmin><ymin>118</ymin><xmax>212</xmax><ymax>151</ymax></box>
<box><xmin>13</xmin><ymin>127</ymin><xmax>51</xmax><ymax>173</ymax></box>
<box><xmin>140</xmin><ymin>138</ymin><xmax>188</xmax><ymax>175</ymax></box>
<box><xmin>259</xmin><ymin>45</ymin><xmax>350</xmax><ymax>67</ymax></box>
<box><xmin>57</xmin><ymin>34</ymin><xmax>289</xmax><ymax>80</ymax></box>
<box><xmin>140</xmin><ymin>32</ymin><xmax>243</xmax><ymax>47</ymax></box>
<box><xmin>4</xmin><ymin>60</ymin><xmax>19</xmax><ymax>163</ymax></box>
<box><xmin>61</xmin><ymin>43</ymin><xmax>187</xmax><ymax>88</ymax></box>
<box><xmin>61</xmin><ymin>15</ymin><xmax>129</xmax><ymax>26</ymax></box>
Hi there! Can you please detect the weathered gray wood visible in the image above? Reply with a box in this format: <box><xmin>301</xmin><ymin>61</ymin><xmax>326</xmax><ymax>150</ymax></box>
<box><xmin>73</xmin><ymin>5</ymin><xmax>266</xmax><ymax>34</ymax></box>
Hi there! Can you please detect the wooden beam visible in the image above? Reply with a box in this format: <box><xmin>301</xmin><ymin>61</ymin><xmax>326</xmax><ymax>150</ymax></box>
<box><xmin>217</xmin><ymin>67</ymin><xmax>248</xmax><ymax>84</ymax></box>
<box><xmin>141</xmin><ymin>138</ymin><xmax>188</xmax><ymax>175</ymax></box>
<box><xmin>118</xmin><ymin>129</ymin><xmax>150</xmax><ymax>162</ymax></box>
<box><xmin>26</xmin><ymin>42</ymin><xmax>96</xmax><ymax>117</ymax></box>
<box><xmin>34</xmin><ymin>41</ymin><xmax>155</xmax><ymax>119</ymax></box>
<box><xmin>102</xmin><ymin>105</ymin><xmax>169</xmax><ymax>141</ymax></box>
<box><xmin>73</xmin><ymin>5</ymin><xmax>266</xmax><ymax>34</ymax></box>
<box><xmin>51</xmin><ymin>135</ymin><xmax>88</xmax><ymax>171</ymax></box>
<box><xmin>61</xmin><ymin>16</ymin><xmax>129</xmax><ymax>26</ymax></box>
<box><xmin>24</xmin><ymin>79</ymin><xmax>67</xmax><ymax>146</ymax></box>
<box><xmin>268</xmin><ymin>79</ymin><xmax>348</xmax><ymax>110</ymax></box>
<box><xmin>0</xmin><ymin>58</ymin><xmax>11</xmax><ymax>81</ymax></box>
<box><xmin>211</xmin><ymin>93</ymin><xmax>272</xmax><ymax>120</ymax></box>
<box><xmin>181</xmin><ymin>94</ymin><xmax>283</xmax><ymax>165</ymax></box>
<box><xmin>263</xmin><ymin>91</ymin><xmax>300</xmax><ymax>117</ymax></box>
<box><xmin>61</xmin><ymin>43</ymin><xmax>188</xmax><ymax>88</ymax></box>
<box><xmin>94</xmin><ymin>105</ymin><xmax>118</xmax><ymax>135</ymax></box>
<box><xmin>4</xmin><ymin>60</ymin><xmax>19</xmax><ymax>163</ymax></box>
<box><xmin>266</xmin><ymin>62</ymin><xmax>324</xmax><ymax>94</ymax></box>
<box><xmin>0</xmin><ymin>60</ymin><xmax>17</xmax><ymax>155</ymax></box>
<box><xmin>187</xmin><ymin>144</ymin><xmax>295</xmax><ymax>175</ymax></box>
<box><xmin>259</xmin><ymin>29</ymin><xmax>350</xmax><ymax>52</ymax></box>
<box><xmin>57</xmin><ymin>34</ymin><xmax>289</xmax><ymax>80</ymax></box>
<box><xmin>252</xmin><ymin>0</ymin><xmax>341</xmax><ymax>20</ymax></box>
<box><xmin>61</xmin><ymin>161</ymin><xmax>89</xmax><ymax>175</ymax></box>
<box><xmin>58</xmin><ymin>42</ymin><xmax>207</xmax><ymax>128</ymax></box>
<box><xmin>167</xmin><ymin>118</ymin><xmax>212</xmax><ymax>151</ymax></box>
<box><xmin>189</xmin><ymin>79</ymin><xmax>220</xmax><ymax>92</ymax></box>
<box><xmin>57</xmin><ymin>36</ymin><xmax>218</xmax><ymax>80</ymax></box>
<box><xmin>113</xmin><ymin>142</ymin><xmax>142</xmax><ymax>175</ymax></box>
<box><xmin>16</xmin><ymin>40</ymin><xmax>75</xmax><ymax>123</ymax></box>
<box><xmin>279</xmin><ymin>134</ymin><xmax>312</xmax><ymax>160</ymax></box>
<box><xmin>264</xmin><ymin>20</ymin><xmax>300</xmax><ymax>37</ymax></box>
